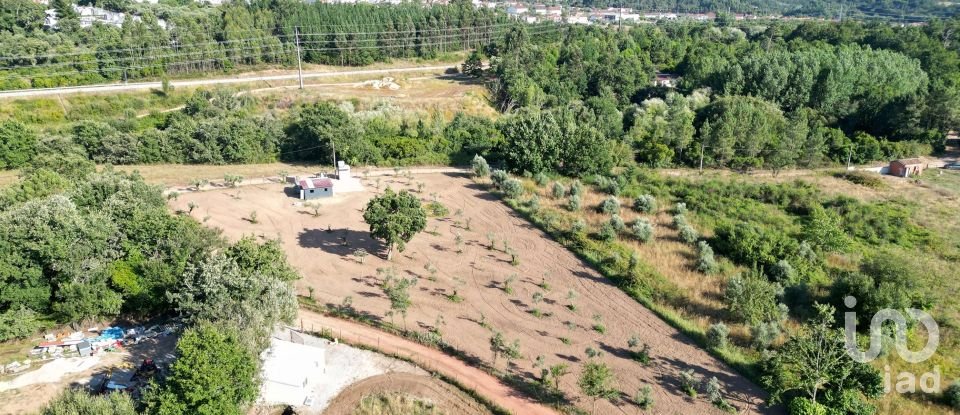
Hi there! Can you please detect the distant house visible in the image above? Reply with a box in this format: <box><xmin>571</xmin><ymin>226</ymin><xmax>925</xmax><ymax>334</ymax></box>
<box><xmin>297</xmin><ymin>177</ymin><xmax>334</xmax><ymax>200</ymax></box>
<box><xmin>889</xmin><ymin>158</ymin><xmax>926</xmax><ymax>178</ymax></box>
<box><xmin>654</xmin><ymin>72</ymin><xmax>678</xmax><ymax>88</ymax></box>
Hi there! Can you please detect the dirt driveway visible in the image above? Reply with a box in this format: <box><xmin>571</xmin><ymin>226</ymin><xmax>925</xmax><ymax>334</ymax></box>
<box><xmin>297</xmin><ymin>310</ymin><xmax>554</xmax><ymax>415</ymax></box>
<box><xmin>172</xmin><ymin>172</ymin><xmax>772</xmax><ymax>414</ymax></box>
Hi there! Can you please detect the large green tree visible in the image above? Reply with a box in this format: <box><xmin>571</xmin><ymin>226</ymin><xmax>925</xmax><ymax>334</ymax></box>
<box><xmin>363</xmin><ymin>189</ymin><xmax>427</xmax><ymax>260</ymax></box>
<box><xmin>143</xmin><ymin>322</ymin><xmax>258</xmax><ymax>415</ymax></box>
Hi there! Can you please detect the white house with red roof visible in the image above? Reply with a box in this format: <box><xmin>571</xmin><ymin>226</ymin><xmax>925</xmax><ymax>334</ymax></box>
<box><xmin>297</xmin><ymin>176</ymin><xmax>334</xmax><ymax>200</ymax></box>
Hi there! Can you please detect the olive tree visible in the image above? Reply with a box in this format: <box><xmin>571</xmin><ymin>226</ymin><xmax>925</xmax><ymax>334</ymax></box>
<box><xmin>363</xmin><ymin>189</ymin><xmax>427</xmax><ymax>260</ymax></box>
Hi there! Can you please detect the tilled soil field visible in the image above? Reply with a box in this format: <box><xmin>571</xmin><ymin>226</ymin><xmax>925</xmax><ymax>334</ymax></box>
<box><xmin>172</xmin><ymin>172</ymin><xmax>771</xmax><ymax>414</ymax></box>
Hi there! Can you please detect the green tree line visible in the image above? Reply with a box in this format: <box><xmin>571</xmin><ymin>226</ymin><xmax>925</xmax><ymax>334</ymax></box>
<box><xmin>0</xmin><ymin>0</ymin><xmax>508</xmax><ymax>89</ymax></box>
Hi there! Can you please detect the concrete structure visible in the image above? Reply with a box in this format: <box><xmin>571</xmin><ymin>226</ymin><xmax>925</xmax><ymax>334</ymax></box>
<box><xmin>297</xmin><ymin>177</ymin><xmax>334</xmax><ymax>200</ymax></box>
<box><xmin>336</xmin><ymin>160</ymin><xmax>352</xmax><ymax>180</ymax></box>
<box><xmin>889</xmin><ymin>158</ymin><xmax>926</xmax><ymax>178</ymax></box>
<box><xmin>260</xmin><ymin>337</ymin><xmax>325</xmax><ymax>407</ymax></box>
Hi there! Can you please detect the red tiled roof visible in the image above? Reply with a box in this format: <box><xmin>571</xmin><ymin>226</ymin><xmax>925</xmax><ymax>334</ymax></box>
<box><xmin>893</xmin><ymin>158</ymin><xmax>924</xmax><ymax>166</ymax></box>
<box><xmin>298</xmin><ymin>177</ymin><xmax>333</xmax><ymax>189</ymax></box>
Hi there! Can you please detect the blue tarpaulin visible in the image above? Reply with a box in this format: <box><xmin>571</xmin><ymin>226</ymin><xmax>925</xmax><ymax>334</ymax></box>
<box><xmin>93</xmin><ymin>327</ymin><xmax>124</xmax><ymax>343</ymax></box>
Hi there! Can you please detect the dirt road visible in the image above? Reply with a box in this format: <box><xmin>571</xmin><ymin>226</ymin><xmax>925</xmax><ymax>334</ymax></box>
<box><xmin>0</xmin><ymin>65</ymin><xmax>454</xmax><ymax>99</ymax></box>
<box><xmin>295</xmin><ymin>309</ymin><xmax>558</xmax><ymax>415</ymax></box>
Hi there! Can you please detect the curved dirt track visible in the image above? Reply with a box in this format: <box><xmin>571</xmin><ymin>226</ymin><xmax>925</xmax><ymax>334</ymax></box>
<box><xmin>173</xmin><ymin>172</ymin><xmax>773</xmax><ymax>414</ymax></box>
<box><xmin>322</xmin><ymin>367</ymin><xmax>491</xmax><ymax>415</ymax></box>
<box><xmin>298</xmin><ymin>310</ymin><xmax>553</xmax><ymax>415</ymax></box>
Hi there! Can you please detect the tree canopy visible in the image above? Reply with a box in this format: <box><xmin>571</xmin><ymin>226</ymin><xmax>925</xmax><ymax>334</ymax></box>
<box><xmin>363</xmin><ymin>189</ymin><xmax>427</xmax><ymax>260</ymax></box>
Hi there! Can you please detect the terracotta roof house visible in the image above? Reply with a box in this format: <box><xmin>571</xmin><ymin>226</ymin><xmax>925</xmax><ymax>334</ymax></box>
<box><xmin>889</xmin><ymin>158</ymin><xmax>926</xmax><ymax>178</ymax></box>
<box><xmin>297</xmin><ymin>177</ymin><xmax>334</xmax><ymax>200</ymax></box>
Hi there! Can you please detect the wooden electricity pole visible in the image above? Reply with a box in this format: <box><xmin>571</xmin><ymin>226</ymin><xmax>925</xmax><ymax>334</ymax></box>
<box><xmin>295</xmin><ymin>27</ymin><xmax>304</xmax><ymax>90</ymax></box>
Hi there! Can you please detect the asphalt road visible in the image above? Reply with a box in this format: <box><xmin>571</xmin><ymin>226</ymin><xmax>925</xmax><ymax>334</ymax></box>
<box><xmin>0</xmin><ymin>64</ymin><xmax>454</xmax><ymax>98</ymax></box>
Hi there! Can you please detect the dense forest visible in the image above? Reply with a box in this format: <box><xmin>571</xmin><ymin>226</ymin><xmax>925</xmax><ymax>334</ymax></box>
<box><xmin>482</xmin><ymin>19</ymin><xmax>959</xmax><ymax>171</ymax></box>
<box><xmin>0</xmin><ymin>0</ymin><xmax>507</xmax><ymax>89</ymax></box>
<box><xmin>4</xmin><ymin>18</ymin><xmax>958</xmax><ymax>173</ymax></box>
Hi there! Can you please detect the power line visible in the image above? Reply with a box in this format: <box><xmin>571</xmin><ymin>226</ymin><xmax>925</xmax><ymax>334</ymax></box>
<box><xmin>0</xmin><ymin>25</ymin><xmax>554</xmax><ymax>82</ymax></box>
<box><xmin>0</xmin><ymin>22</ymin><xmax>514</xmax><ymax>62</ymax></box>
<box><xmin>0</xmin><ymin>25</ymin><xmax>518</xmax><ymax>73</ymax></box>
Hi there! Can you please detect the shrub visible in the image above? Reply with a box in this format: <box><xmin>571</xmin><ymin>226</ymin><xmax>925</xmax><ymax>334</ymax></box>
<box><xmin>706</xmin><ymin>377</ymin><xmax>735</xmax><ymax>412</ymax></box>
<box><xmin>609</xmin><ymin>214</ymin><xmax>625</xmax><ymax>232</ymax></box>
<box><xmin>945</xmin><ymin>381</ymin><xmax>960</xmax><ymax>409</ymax></box>
<box><xmin>472</xmin><ymin>154</ymin><xmax>490</xmax><ymax>178</ymax></box>
<box><xmin>725</xmin><ymin>271</ymin><xmax>787</xmax><ymax>324</ymax></box>
<box><xmin>671</xmin><ymin>202</ymin><xmax>687</xmax><ymax>215</ymax></box>
<box><xmin>41</xmin><ymin>389</ymin><xmax>136</xmax><ymax>415</ymax></box>
<box><xmin>502</xmin><ymin>179</ymin><xmax>523</xmax><ymax>198</ymax></box>
<box><xmin>633</xmin><ymin>194</ymin><xmax>657</xmax><ymax>213</ymax></box>
<box><xmin>551</xmin><ymin>182</ymin><xmax>566</xmax><ymax>198</ymax></box>
<box><xmin>599</xmin><ymin>196</ymin><xmax>620</xmax><ymax>214</ymax></box>
<box><xmin>595</xmin><ymin>176</ymin><xmax>621</xmax><ymax>195</ymax></box>
<box><xmin>569</xmin><ymin>180</ymin><xmax>583</xmax><ymax>197</ymax></box>
<box><xmin>632</xmin><ymin>219</ymin><xmax>654</xmax><ymax>243</ymax></box>
<box><xmin>788</xmin><ymin>397</ymin><xmax>828</xmax><ymax>415</ymax></box>
<box><xmin>696</xmin><ymin>241</ymin><xmax>718</xmax><ymax>274</ymax></box>
<box><xmin>528</xmin><ymin>195</ymin><xmax>541</xmax><ymax>212</ymax></box>
<box><xmin>534</xmin><ymin>172</ymin><xmax>549</xmax><ymax>187</ymax></box>
<box><xmin>567</xmin><ymin>194</ymin><xmax>581</xmax><ymax>211</ymax></box>
<box><xmin>678</xmin><ymin>224</ymin><xmax>699</xmax><ymax>244</ymax></box>
<box><xmin>571</xmin><ymin>219</ymin><xmax>587</xmax><ymax>234</ymax></box>
<box><xmin>426</xmin><ymin>201</ymin><xmax>449</xmax><ymax>217</ymax></box>
<box><xmin>833</xmin><ymin>171</ymin><xmax>885</xmax><ymax>189</ymax></box>
<box><xmin>706</xmin><ymin>322</ymin><xmax>729</xmax><ymax>349</ymax></box>
<box><xmin>715</xmin><ymin>221</ymin><xmax>799</xmax><ymax>269</ymax></box>
<box><xmin>598</xmin><ymin>222</ymin><xmax>617</xmax><ymax>242</ymax></box>
<box><xmin>672</xmin><ymin>213</ymin><xmax>688</xmax><ymax>228</ymax></box>
<box><xmin>769</xmin><ymin>259</ymin><xmax>796</xmax><ymax>283</ymax></box>
<box><xmin>750</xmin><ymin>321</ymin><xmax>780</xmax><ymax>350</ymax></box>
<box><xmin>679</xmin><ymin>369</ymin><xmax>698</xmax><ymax>397</ymax></box>
<box><xmin>491</xmin><ymin>169</ymin><xmax>508</xmax><ymax>188</ymax></box>
<box><xmin>635</xmin><ymin>385</ymin><xmax>654</xmax><ymax>410</ymax></box>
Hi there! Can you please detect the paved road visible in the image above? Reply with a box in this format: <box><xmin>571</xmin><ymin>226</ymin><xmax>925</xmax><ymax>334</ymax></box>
<box><xmin>296</xmin><ymin>309</ymin><xmax>559</xmax><ymax>415</ymax></box>
<box><xmin>0</xmin><ymin>65</ymin><xmax>454</xmax><ymax>99</ymax></box>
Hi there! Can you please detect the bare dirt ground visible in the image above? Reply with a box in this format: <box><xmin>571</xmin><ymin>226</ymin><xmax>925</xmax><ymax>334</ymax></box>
<box><xmin>171</xmin><ymin>172</ymin><xmax>771</xmax><ymax>414</ymax></box>
<box><xmin>295</xmin><ymin>309</ymin><xmax>553</xmax><ymax>415</ymax></box>
<box><xmin>0</xmin><ymin>334</ymin><xmax>178</xmax><ymax>415</ymax></box>
<box><xmin>323</xmin><ymin>373</ymin><xmax>492</xmax><ymax>415</ymax></box>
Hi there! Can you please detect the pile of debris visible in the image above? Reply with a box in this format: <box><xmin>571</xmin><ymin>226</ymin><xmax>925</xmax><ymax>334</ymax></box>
<box><xmin>24</xmin><ymin>322</ymin><xmax>181</xmax><ymax>363</ymax></box>
<box><xmin>360</xmin><ymin>77</ymin><xmax>401</xmax><ymax>90</ymax></box>
<box><xmin>1</xmin><ymin>360</ymin><xmax>31</xmax><ymax>375</ymax></box>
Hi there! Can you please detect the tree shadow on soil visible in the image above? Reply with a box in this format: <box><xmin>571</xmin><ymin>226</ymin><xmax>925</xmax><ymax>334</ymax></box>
<box><xmin>298</xmin><ymin>228</ymin><xmax>379</xmax><ymax>257</ymax></box>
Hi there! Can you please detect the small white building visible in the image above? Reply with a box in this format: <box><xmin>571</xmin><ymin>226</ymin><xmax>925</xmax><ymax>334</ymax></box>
<box><xmin>336</xmin><ymin>160</ymin><xmax>352</xmax><ymax>181</ymax></box>
<box><xmin>44</xmin><ymin>5</ymin><xmax>162</xmax><ymax>29</ymax></box>
<box><xmin>567</xmin><ymin>13</ymin><xmax>591</xmax><ymax>25</ymax></box>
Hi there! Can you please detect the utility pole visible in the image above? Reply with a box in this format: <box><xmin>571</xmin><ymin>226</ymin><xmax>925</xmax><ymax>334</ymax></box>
<box><xmin>846</xmin><ymin>145</ymin><xmax>853</xmax><ymax>170</ymax></box>
<box><xmin>699</xmin><ymin>141</ymin><xmax>705</xmax><ymax>175</ymax></box>
<box><xmin>331</xmin><ymin>139</ymin><xmax>337</xmax><ymax>171</ymax></box>
<box><xmin>295</xmin><ymin>27</ymin><xmax>304</xmax><ymax>90</ymax></box>
<box><xmin>619</xmin><ymin>0</ymin><xmax>623</xmax><ymax>30</ymax></box>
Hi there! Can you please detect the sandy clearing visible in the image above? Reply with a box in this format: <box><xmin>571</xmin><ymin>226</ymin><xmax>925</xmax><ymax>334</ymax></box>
<box><xmin>172</xmin><ymin>172</ymin><xmax>773</xmax><ymax>414</ymax></box>
<box><xmin>296</xmin><ymin>310</ymin><xmax>548</xmax><ymax>415</ymax></box>
<box><xmin>322</xmin><ymin>372</ymin><xmax>492</xmax><ymax>415</ymax></box>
